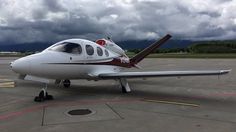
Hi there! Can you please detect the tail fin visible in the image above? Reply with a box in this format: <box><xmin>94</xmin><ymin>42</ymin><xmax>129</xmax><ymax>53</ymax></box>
<box><xmin>130</xmin><ymin>34</ymin><xmax>171</xmax><ymax>64</ymax></box>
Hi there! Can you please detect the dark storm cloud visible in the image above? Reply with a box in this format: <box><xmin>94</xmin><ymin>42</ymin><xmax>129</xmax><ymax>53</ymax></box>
<box><xmin>32</xmin><ymin>0</ymin><xmax>66</xmax><ymax>20</ymax></box>
<box><xmin>42</xmin><ymin>0</ymin><xmax>65</xmax><ymax>12</ymax></box>
<box><xmin>0</xmin><ymin>0</ymin><xmax>236</xmax><ymax>45</ymax></box>
<box><xmin>194</xmin><ymin>23</ymin><xmax>226</xmax><ymax>38</ymax></box>
<box><xmin>198</xmin><ymin>11</ymin><xmax>221</xmax><ymax>18</ymax></box>
<box><xmin>52</xmin><ymin>9</ymin><xmax>107</xmax><ymax>35</ymax></box>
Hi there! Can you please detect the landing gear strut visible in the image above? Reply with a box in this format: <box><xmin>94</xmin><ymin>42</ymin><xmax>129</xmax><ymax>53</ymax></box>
<box><xmin>34</xmin><ymin>84</ymin><xmax>54</xmax><ymax>102</ymax></box>
<box><xmin>63</xmin><ymin>79</ymin><xmax>71</xmax><ymax>88</ymax></box>
<box><xmin>119</xmin><ymin>78</ymin><xmax>131</xmax><ymax>93</ymax></box>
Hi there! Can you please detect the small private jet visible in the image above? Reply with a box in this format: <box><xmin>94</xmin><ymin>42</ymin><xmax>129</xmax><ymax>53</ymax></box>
<box><xmin>10</xmin><ymin>34</ymin><xmax>230</xmax><ymax>102</ymax></box>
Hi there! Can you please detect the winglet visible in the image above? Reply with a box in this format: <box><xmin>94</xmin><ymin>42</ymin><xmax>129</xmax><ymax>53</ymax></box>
<box><xmin>219</xmin><ymin>69</ymin><xmax>231</xmax><ymax>75</ymax></box>
<box><xmin>130</xmin><ymin>34</ymin><xmax>171</xmax><ymax>65</ymax></box>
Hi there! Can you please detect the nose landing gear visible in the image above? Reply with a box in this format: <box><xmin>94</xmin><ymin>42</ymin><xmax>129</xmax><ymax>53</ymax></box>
<box><xmin>34</xmin><ymin>79</ymin><xmax>71</xmax><ymax>102</ymax></box>
<box><xmin>34</xmin><ymin>84</ymin><xmax>54</xmax><ymax>102</ymax></box>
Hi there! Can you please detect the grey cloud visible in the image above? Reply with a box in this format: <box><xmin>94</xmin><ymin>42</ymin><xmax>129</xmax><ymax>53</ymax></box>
<box><xmin>32</xmin><ymin>9</ymin><xmax>47</xmax><ymax>20</ymax></box>
<box><xmin>42</xmin><ymin>0</ymin><xmax>65</xmax><ymax>12</ymax></box>
<box><xmin>51</xmin><ymin>16</ymin><xmax>104</xmax><ymax>35</ymax></box>
<box><xmin>32</xmin><ymin>0</ymin><xmax>65</xmax><ymax>20</ymax></box>
<box><xmin>194</xmin><ymin>23</ymin><xmax>226</xmax><ymax>38</ymax></box>
<box><xmin>0</xmin><ymin>0</ymin><xmax>236</xmax><ymax>45</ymax></box>
<box><xmin>199</xmin><ymin>11</ymin><xmax>221</xmax><ymax>18</ymax></box>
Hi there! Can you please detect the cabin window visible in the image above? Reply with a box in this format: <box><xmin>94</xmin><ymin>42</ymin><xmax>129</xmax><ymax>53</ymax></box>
<box><xmin>86</xmin><ymin>45</ymin><xmax>94</xmax><ymax>55</ymax></box>
<box><xmin>50</xmin><ymin>42</ymin><xmax>82</xmax><ymax>54</ymax></box>
<box><xmin>105</xmin><ymin>49</ymin><xmax>109</xmax><ymax>57</ymax></box>
<box><xmin>97</xmin><ymin>47</ymin><xmax>103</xmax><ymax>56</ymax></box>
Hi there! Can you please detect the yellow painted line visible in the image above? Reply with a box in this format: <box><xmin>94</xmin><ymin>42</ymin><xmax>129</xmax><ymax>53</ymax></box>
<box><xmin>0</xmin><ymin>79</ymin><xmax>13</xmax><ymax>82</ymax></box>
<box><xmin>143</xmin><ymin>99</ymin><xmax>199</xmax><ymax>107</ymax></box>
<box><xmin>0</xmin><ymin>85</ymin><xmax>15</xmax><ymax>88</ymax></box>
<box><xmin>0</xmin><ymin>81</ymin><xmax>15</xmax><ymax>88</ymax></box>
<box><xmin>0</xmin><ymin>82</ymin><xmax>15</xmax><ymax>85</ymax></box>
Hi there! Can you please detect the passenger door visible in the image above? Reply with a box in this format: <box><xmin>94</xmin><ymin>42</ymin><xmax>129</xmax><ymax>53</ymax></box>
<box><xmin>69</xmin><ymin>42</ymin><xmax>85</xmax><ymax>63</ymax></box>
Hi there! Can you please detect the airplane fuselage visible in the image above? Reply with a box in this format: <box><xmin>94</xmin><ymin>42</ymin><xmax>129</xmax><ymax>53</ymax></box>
<box><xmin>11</xmin><ymin>39</ymin><xmax>129</xmax><ymax>80</ymax></box>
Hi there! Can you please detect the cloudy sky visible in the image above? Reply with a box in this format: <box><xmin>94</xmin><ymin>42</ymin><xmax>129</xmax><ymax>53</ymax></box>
<box><xmin>0</xmin><ymin>0</ymin><xmax>236</xmax><ymax>45</ymax></box>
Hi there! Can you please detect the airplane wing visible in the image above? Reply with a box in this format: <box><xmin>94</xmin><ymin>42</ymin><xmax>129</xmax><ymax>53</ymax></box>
<box><xmin>98</xmin><ymin>70</ymin><xmax>230</xmax><ymax>79</ymax></box>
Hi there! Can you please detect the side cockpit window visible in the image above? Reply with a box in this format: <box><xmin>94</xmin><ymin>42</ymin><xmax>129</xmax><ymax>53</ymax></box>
<box><xmin>105</xmin><ymin>49</ymin><xmax>109</xmax><ymax>57</ymax></box>
<box><xmin>97</xmin><ymin>47</ymin><xmax>103</xmax><ymax>56</ymax></box>
<box><xmin>86</xmin><ymin>45</ymin><xmax>94</xmax><ymax>55</ymax></box>
<box><xmin>50</xmin><ymin>42</ymin><xmax>82</xmax><ymax>54</ymax></box>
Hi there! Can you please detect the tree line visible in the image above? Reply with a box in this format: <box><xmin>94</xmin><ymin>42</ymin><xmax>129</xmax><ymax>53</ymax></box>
<box><xmin>128</xmin><ymin>40</ymin><xmax>236</xmax><ymax>54</ymax></box>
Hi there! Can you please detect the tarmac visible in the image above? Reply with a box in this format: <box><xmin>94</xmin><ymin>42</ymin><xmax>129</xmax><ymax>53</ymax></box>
<box><xmin>0</xmin><ymin>57</ymin><xmax>236</xmax><ymax>132</ymax></box>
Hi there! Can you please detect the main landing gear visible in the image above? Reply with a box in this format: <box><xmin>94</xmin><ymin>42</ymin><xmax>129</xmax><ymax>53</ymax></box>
<box><xmin>34</xmin><ymin>84</ymin><xmax>54</xmax><ymax>102</ymax></box>
<box><xmin>63</xmin><ymin>79</ymin><xmax>71</xmax><ymax>88</ymax></box>
<box><xmin>55</xmin><ymin>79</ymin><xmax>71</xmax><ymax>88</ymax></box>
<box><xmin>119</xmin><ymin>78</ymin><xmax>131</xmax><ymax>93</ymax></box>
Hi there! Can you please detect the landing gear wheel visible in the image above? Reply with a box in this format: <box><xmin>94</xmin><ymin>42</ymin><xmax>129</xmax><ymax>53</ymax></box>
<box><xmin>63</xmin><ymin>79</ymin><xmax>71</xmax><ymax>88</ymax></box>
<box><xmin>34</xmin><ymin>96</ymin><xmax>44</xmax><ymax>102</ymax></box>
<box><xmin>45</xmin><ymin>92</ymin><xmax>54</xmax><ymax>100</ymax></box>
<box><xmin>34</xmin><ymin>90</ymin><xmax>45</xmax><ymax>102</ymax></box>
<box><xmin>34</xmin><ymin>89</ymin><xmax>54</xmax><ymax>102</ymax></box>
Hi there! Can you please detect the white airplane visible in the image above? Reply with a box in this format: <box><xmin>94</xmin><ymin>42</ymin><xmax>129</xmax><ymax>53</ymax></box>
<box><xmin>10</xmin><ymin>34</ymin><xmax>230</xmax><ymax>102</ymax></box>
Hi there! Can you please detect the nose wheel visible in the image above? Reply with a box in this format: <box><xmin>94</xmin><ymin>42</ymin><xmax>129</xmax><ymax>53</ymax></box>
<box><xmin>34</xmin><ymin>84</ymin><xmax>54</xmax><ymax>102</ymax></box>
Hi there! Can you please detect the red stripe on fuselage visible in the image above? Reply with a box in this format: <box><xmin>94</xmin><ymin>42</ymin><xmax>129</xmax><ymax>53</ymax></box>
<box><xmin>46</xmin><ymin>58</ymin><xmax>133</xmax><ymax>68</ymax></box>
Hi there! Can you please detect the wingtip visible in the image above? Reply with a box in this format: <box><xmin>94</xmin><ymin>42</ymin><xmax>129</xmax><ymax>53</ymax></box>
<box><xmin>165</xmin><ymin>34</ymin><xmax>172</xmax><ymax>38</ymax></box>
<box><xmin>220</xmin><ymin>69</ymin><xmax>231</xmax><ymax>74</ymax></box>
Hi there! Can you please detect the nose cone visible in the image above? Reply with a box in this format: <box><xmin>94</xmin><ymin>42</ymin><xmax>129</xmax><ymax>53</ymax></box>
<box><xmin>11</xmin><ymin>58</ymin><xmax>30</xmax><ymax>74</ymax></box>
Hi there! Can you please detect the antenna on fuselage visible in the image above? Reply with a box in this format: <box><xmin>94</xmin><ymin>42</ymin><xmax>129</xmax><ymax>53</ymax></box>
<box><xmin>105</xmin><ymin>32</ymin><xmax>113</xmax><ymax>42</ymax></box>
<box><xmin>107</xmin><ymin>36</ymin><xmax>114</xmax><ymax>42</ymax></box>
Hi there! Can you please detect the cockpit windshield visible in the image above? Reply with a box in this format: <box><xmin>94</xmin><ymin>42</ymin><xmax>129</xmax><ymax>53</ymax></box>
<box><xmin>49</xmin><ymin>42</ymin><xmax>82</xmax><ymax>54</ymax></box>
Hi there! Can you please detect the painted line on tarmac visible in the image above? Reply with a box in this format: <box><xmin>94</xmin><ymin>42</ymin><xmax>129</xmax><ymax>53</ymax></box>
<box><xmin>0</xmin><ymin>85</ymin><xmax>15</xmax><ymax>88</ymax></box>
<box><xmin>142</xmin><ymin>99</ymin><xmax>200</xmax><ymax>107</ymax></box>
<box><xmin>0</xmin><ymin>99</ymin><xmax>28</xmax><ymax>110</ymax></box>
<box><xmin>0</xmin><ymin>77</ymin><xmax>12</xmax><ymax>82</ymax></box>
<box><xmin>0</xmin><ymin>104</ymin><xmax>46</xmax><ymax>120</ymax></box>
<box><xmin>0</xmin><ymin>79</ymin><xmax>15</xmax><ymax>88</ymax></box>
<box><xmin>0</xmin><ymin>98</ymin><xmax>140</xmax><ymax>121</ymax></box>
<box><xmin>0</xmin><ymin>83</ymin><xmax>15</xmax><ymax>88</ymax></box>
<box><xmin>208</xmin><ymin>92</ymin><xmax>236</xmax><ymax>97</ymax></box>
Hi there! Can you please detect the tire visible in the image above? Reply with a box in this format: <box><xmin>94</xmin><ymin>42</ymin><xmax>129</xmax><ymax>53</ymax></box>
<box><xmin>34</xmin><ymin>96</ymin><xmax>44</xmax><ymax>102</ymax></box>
<box><xmin>45</xmin><ymin>93</ymin><xmax>54</xmax><ymax>100</ymax></box>
<box><xmin>39</xmin><ymin>90</ymin><xmax>45</xmax><ymax>98</ymax></box>
<box><xmin>34</xmin><ymin>90</ymin><xmax>45</xmax><ymax>102</ymax></box>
